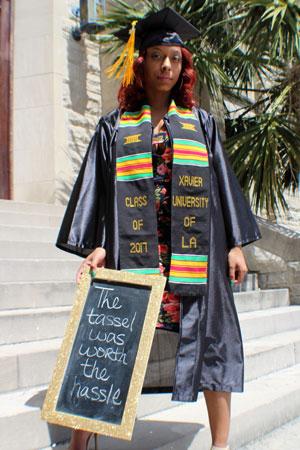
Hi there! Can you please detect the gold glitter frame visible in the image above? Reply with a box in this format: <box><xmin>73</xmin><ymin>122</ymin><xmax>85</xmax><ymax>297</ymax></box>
<box><xmin>41</xmin><ymin>267</ymin><xmax>166</xmax><ymax>441</ymax></box>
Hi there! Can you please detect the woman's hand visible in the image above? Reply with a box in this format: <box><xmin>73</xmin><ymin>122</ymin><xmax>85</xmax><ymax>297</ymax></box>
<box><xmin>228</xmin><ymin>245</ymin><xmax>248</xmax><ymax>285</ymax></box>
<box><xmin>76</xmin><ymin>247</ymin><xmax>106</xmax><ymax>284</ymax></box>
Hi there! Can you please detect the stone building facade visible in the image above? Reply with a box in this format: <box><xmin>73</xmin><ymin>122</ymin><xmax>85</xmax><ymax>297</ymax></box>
<box><xmin>8</xmin><ymin>0</ymin><xmax>119</xmax><ymax>204</ymax></box>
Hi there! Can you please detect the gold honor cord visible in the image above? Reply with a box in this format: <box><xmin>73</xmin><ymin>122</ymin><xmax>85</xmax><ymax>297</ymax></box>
<box><xmin>105</xmin><ymin>20</ymin><xmax>138</xmax><ymax>87</ymax></box>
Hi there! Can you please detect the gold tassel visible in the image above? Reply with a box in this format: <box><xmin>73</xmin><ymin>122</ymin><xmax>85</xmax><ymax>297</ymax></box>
<box><xmin>105</xmin><ymin>19</ymin><xmax>138</xmax><ymax>87</ymax></box>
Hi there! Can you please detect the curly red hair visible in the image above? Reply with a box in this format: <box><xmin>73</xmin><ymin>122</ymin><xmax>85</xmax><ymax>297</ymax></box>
<box><xmin>117</xmin><ymin>46</ymin><xmax>197</xmax><ymax>112</ymax></box>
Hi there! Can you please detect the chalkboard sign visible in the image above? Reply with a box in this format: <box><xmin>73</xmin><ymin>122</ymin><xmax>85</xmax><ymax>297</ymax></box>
<box><xmin>41</xmin><ymin>267</ymin><xmax>166</xmax><ymax>440</ymax></box>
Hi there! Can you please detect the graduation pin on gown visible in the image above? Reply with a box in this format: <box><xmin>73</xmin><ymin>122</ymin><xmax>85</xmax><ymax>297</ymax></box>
<box><xmin>56</xmin><ymin>106</ymin><xmax>262</xmax><ymax>401</ymax></box>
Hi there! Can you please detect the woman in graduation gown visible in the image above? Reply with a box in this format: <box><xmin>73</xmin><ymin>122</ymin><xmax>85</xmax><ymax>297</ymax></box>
<box><xmin>58</xmin><ymin>7</ymin><xmax>262</xmax><ymax>450</ymax></box>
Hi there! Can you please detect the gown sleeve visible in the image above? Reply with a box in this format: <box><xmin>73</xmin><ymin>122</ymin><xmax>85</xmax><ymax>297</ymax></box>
<box><xmin>199</xmin><ymin>108</ymin><xmax>262</xmax><ymax>250</ymax></box>
<box><xmin>56</xmin><ymin>117</ymin><xmax>112</xmax><ymax>258</ymax></box>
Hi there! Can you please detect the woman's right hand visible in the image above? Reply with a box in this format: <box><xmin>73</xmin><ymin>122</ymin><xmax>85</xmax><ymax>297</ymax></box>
<box><xmin>76</xmin><ymin>247</ymin><xmax>106</xmax><ymax>284</ymax></box>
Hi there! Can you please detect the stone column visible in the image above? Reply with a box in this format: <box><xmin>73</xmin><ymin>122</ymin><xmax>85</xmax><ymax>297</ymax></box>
<box><xmin>12</xmin><ymin>0</ymin><xmax>103</xmax><ymax>204</ymax></box>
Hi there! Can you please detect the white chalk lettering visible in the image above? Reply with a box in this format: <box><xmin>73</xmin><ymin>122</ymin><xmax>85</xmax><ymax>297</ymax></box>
<box><xmin>94</xmin><ymin>286</ymin><xmax>122</xmax><ymax>310</ymax></box>
<box><xmin>79</xmin><ymin>358</ymin><xmax>111</xmax><ymax>380</ymax></box>
<box><xmin>78</xmin><ymin>344</ymin><xmax>128</xmax><ymax>365</ymax></box>
<box><xmin>71</xmin><ymin>376</ymin><xmax>122</xmax><ymax>406</ymax></box>
<box><xmin>86</xmin><ymin>309</ymin><xmax>137</xmax><ymax>332</ymax></box>
<box><xmin>88</xmin><ymin>328</ymin><xmax>125</xmax><ymax>346</ymax></box>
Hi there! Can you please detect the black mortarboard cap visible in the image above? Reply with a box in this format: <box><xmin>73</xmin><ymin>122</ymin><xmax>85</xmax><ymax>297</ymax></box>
<box><xmin>105</xmin><ymin>7</ymin><xmax>200</xmax><ymax>86</ymax></box>
<box><xmin>114</xmin><ymin>7</ymin><xmax>200</xmax><ymax>50</ymax></box>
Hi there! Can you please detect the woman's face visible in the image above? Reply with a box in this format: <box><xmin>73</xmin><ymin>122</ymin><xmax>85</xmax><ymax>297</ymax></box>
<box><xmin>143</xmin><ymin>45</ymin><xmax>182</xmax><ymax>94</ymax></box>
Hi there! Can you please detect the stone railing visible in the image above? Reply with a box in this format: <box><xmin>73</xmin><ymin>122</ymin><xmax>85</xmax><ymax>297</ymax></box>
<box><xmin>244</xmin><ymin>216</ymin><xmax>300</xmax><ymax>304</ymax></box>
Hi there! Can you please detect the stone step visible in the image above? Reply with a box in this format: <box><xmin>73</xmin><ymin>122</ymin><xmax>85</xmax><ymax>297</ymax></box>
<box><xmin>0</xmin><ymin>281</ymin><xmax>76</xmax><ymax>310</ymax></box>
<box><xmin>1</xmin><ymin>302</ymin><xmax>299</xmax><ymax>347</ymax></box>
<box><xmin>2</xmin><ymin>363</ymin><xmax>300</xmax><ymax>450</ymax></box>
<box><xmin>0</xmin><ymin>386</ymin><xmax>179</xmax><ymax>450</ymax></box>
<box><xmin>0</xmin><ymin>259</ymin><xmax>80</xmax><ymax>282</ymax></box>
<box><xmin>0</xmin><ymin>211</ymin><xmax>62</xmax><ymax>228</ymax></box>
<box><xmin>0</xmin><ymin>384</ymin><xmax>71</xmax><ymax>450</ymax></box>
<box><xmin>243</xmin><ymin>328</ymin><xmax>300</xmax><ymax>381</ymax></box>
<box><xmin>0</xmin><ymin>257</ymin><xmax>263</xmax><ymax>285</ymax></box>
<box><xmin>237</xmin><ymin>415</ymin><xmax>300</xmax><ymax>449</ymax></box>
<box><xmin>233</xmin><ymin>288</ymin><xmax>289</xmax><ymax>313</ymax></box>
<box><xmin>0</xmin><ymin>224</ymin><xmax>58</xmax><ymax>242</ymax></box>
<box><xmin>1</xmin><ymin>327</ymin><xmax>300</xmax><ymax>395</ymax></box>
<box><xmin>239</xmin><ymin>304</ymin><xmax>300</xmax><ymax>341</ymax></box>
<box><xmin>0</xmin><ymin>280</ymin><xmax>289</xmax><ymax>312</ymax></box>
<box><xmin>0</xmin><ymin>241</ymin><xmax>79</xmax><ymax>259</ymax></box>
<box><xmin>41</xmin><ymin>443</ymin><xmax>69</xmax><ymax>450</ymax></box>
<box><xmin>137</xmin><ymin>364</ymin><xmax>300</xmax><ymax>450</ymax></box>
<box><xmin>0</xmin><ymin>199</ymin><xmax>65</xmax><ymax>216</ymax></box>
<box><xmin>0</xmin><ymin>306</ymin><xmax>71</xmax><ymax>345</ymax></box>
<box><xmin>0</xmin><ymin>338</ymin><xmax>61</xmax><ymax>394</ymax></box>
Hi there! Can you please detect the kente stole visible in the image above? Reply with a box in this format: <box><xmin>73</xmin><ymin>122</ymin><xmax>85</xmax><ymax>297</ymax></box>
<box><xmin>115</xmin><ymin>99</ymin><xmax>210</xmax><ymax>296</ymax></box>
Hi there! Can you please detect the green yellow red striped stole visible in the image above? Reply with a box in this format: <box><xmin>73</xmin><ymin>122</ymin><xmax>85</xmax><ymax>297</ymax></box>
<box><xmin>118</xmin><ymin>105</ymin><xmax>151</xmax><ymax>127</ymax></box>
<box><xmin>169</xmin><ymin>254</ymin><xmax>208</xmax><ymax>285</ymax></box>
<box><xmin>116</xmin><ymin>152</ymin><xmax>152</xmax><ymax>181</ymax></box>
<box><xmin>115</xmin><ymin>99</ymin><xmax>211</xmax><ymax>296</ymax></box>
<box><xmin>173</xmin><ymin>139</ymin><xmax>208</xmax><ymax>166</ymax></box>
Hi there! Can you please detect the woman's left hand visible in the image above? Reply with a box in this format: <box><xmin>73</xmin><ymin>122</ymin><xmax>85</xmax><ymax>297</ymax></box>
<box><xmin>228</xmin><ymin>246</ymin><xmax>248</xmax><ymax>285</ymax></box>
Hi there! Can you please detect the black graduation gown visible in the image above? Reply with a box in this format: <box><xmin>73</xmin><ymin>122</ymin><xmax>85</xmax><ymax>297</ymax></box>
<box><xmin>56</xmin><ymin>106</ymin><xmax>262</xmax><ymax>401</ymax></box>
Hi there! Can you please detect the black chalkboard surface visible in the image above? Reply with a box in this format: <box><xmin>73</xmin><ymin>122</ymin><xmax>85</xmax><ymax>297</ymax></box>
<box><xmin>56</xmin><ymin>279</ymin><xmax>150</xmax><ymax>424</ymax></box>
<box><xmin>41</xmin><ymin>268</ymin><xmax>166</xmax><ymax>440</ymax></box>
